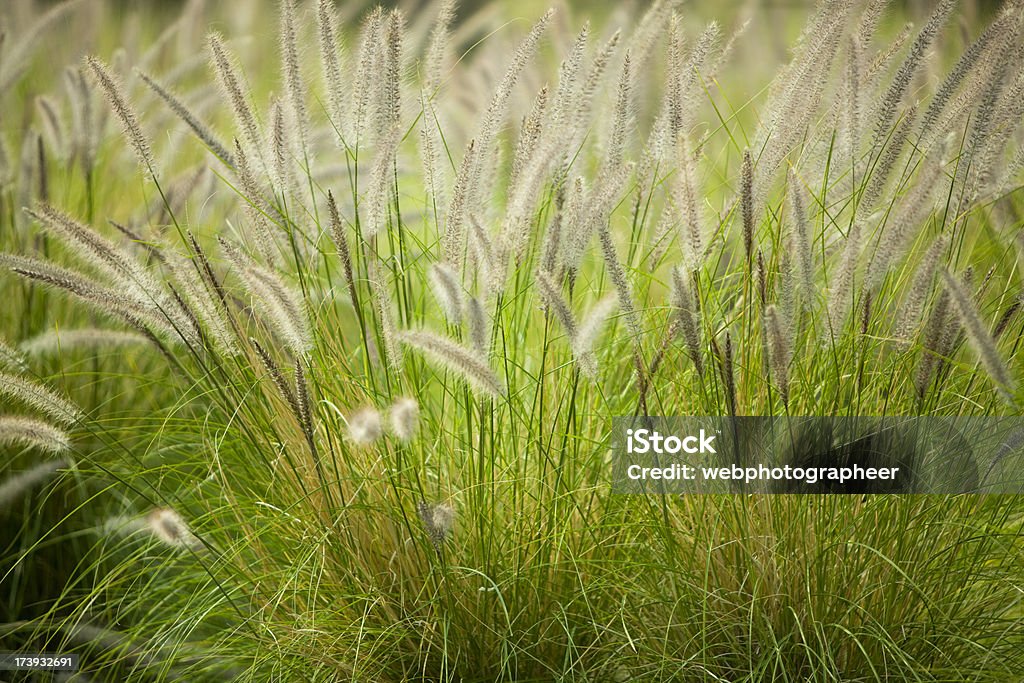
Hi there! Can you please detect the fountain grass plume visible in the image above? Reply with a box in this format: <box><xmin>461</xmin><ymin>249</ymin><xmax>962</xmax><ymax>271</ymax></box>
<box><xmin>0</xmin><ymin>458</ymin><xmax>70</xmax><ymax>508</ymax></box>
<box><xmin>940</xmin><ymin>268</ymin><xmax>1017</xmax><ymax>403</ymax></box>
<box><xmin>399</xmin><ymin>329</ymin><xmax>504</xmax><ymax>398</ymax></box>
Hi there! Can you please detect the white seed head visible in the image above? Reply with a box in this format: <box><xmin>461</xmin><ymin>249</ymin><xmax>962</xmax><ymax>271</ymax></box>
<box><xmin>347</xmin><ymin>406</ymin><xmax>383</xmax><ymax>445</ymax></box>
<box><xmin>146</xmin><ymin>508</ymin><xmax>201</xmax><ymax>550</ymax></box>
<box><xmin>428</xmin><ymin>262</ymin><xmax>464</xmax><ymax>324</ymax></box>
<box><xmin>0</xmin><ymin>418</ymin><xmax>70</xmax><ymax>454</ymax></box>
<box><xmin>388</xmin><ymin>397</ymin><xmax>419</xmax><ymax>442</ymax></box>
<box><xmin>416</xmin><ymin>500</ymin><xmax>454</xmax><ymax>550</ymax></box>
<box><xmin>399</xmin><ymin>330</ymin><xmax>504</xmax><ymax>398</ymax></box>
<box><xmin>0</xmin><ymin>458</ymin><xmax>69</xmax><ymax>508</ymax></box>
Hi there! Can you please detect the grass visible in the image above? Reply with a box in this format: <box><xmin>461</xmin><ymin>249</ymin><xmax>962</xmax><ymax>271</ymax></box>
<box><xmin>1</xmin><ymin>0</ymin><xmax>1023</xmax><ymax>680</ymax></box>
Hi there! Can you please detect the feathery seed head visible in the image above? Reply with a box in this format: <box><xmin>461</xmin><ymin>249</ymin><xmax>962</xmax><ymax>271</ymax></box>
<box><xmin>940</xmin><ymin>267</ymin><xmax>1017</xmax><ymax>404</ymax></box>
<box><xmin>399</xmin><ymin>330</ymin><xmax>504</xmax><ymax>398</ymax></box>
<box><xmin>428</xmin><ymin>262</ymin><xmax>464</xmax><ymax>324</ymax></box>
<box><xmin>0</xmin><ymin>372</ymin><xmax>82</xmax><ymax>426</ymax></box>
<box><xmin>671</xmin><ymin>267</ymin><xmax>704</xmax><ymax>377</ymax></box>
<box><xmin>0</xmin><ymin>338</ymin><xmax>28</xmax><ymax>372</ymax></box>
<box><xmin>764</xmin><ymin>304</ymin><xmax>791</xmax><ymax>405</ymax></box>
<box><xmin>348</xmin><ymin>406</ymin><xmax>383</xmax><ymax>445</ymax></box>
<box><xmin>416</xmin><ymin>500</ymin><xmax>454</xmax><ymax>551</ymax></box>
<box><xmin>465</xmin><ymin>296</ymin><xmax>491</xmax><ymax>355</ymax></box>
<box><xmin>572</xmin><ymin>295</ymin><xmax>618</xmax><ymax>379</ymax></box>
<box><xmin>146</xmin><ymin>508</ymin><xmax>201</xmax><ymax>550</ymax></box>
<box><xmin>85</xmin><ymin>55</ymin><xmax>155</xmax><ymax>177</ymax></box>
<box><xmin>279</xmin><ymin>0</ymin><xmax>309</xmax><ymax>152</ymax></box>
<box><xmin>536</xmin><ymin>270</ymin><xmax>577</xmax><ymax>340</ymax></box>
<box><xmin>389</xmin><ymin>397</ymin><xmax>419</xmax><ymax>442</ymax></box>
<box><xmin>317</xmin><ymin>0</ymin><xmax>346</xmax><ymax>130</ymax></box>
<box><xmin>208</xmin><ymin>33</ymin><xmax>262</xmax><ymax>154</ymax></box>
<box><xmin>0</xmin><ymin>459</ymin><xmax>69</xmax><ymax>509</ymax></box>
<box><xmin>21</xmin><ymin>328</ymin><xmax>148</xmax><ymax>357</ymax></box>
<box><xmin>425</xmin><ymin>0</ymin><xmax>457</xmax><ymax>94</ymax></box>
<box><xmin>138</xmin><ymin>70</ymin><xmax>234</xmax><ymax>166</ymax></box>
<box><xmin>0</xmin><ymin>418</ymin><xmax>70</xmax><ymax>454</ymax></box>
<box><xmin>741</xmin><ymin>150</ymin><xmax>754</xmax><ymax>262</ymax></box>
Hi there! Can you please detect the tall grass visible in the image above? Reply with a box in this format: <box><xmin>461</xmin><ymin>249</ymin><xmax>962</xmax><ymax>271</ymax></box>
<box><xmin>1</xmin><ymin>0</ymin><xmax>1023</xmax><ymax>680</ymax></box>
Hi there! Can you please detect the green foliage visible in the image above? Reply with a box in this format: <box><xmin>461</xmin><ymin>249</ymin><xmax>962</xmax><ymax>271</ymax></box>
<box><xmin>1</xmin><ymin>0</ymin><xmax>1023</xmax><ymax>680</ymax></box>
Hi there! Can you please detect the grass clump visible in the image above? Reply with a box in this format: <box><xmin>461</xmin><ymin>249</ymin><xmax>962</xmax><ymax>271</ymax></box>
<box><xmin>0</xmin><ymin>0</ymin><xmax>1023</xmax><ymax>680</ymax></box>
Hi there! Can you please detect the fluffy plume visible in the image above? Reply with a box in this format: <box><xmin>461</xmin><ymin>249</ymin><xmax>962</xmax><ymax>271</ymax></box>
<box><xmin>269</xmin><ymin>99</ymin><xmax>293</xmax><ymax>195</ymax></box>
<box><xmin>764</xmin><ymin>304</ymin><xmax>791</xmax><ymax>405</ymax></box>
<box><xmin>916</xmin><ymin>286</ymin><xmax>953</xmax><ymax>397</ymax></box>
<box><xmin>0</xmin><ymin>458</ymin><xmax>69</xmax><ymax>508</ymax></box>
<box><xmin>597</xmin><ymin>221</ymin><xmax>640</xmax><ymax>341</ymax></box>
<box><xmin>208</xmin><ymin>33</ymin><xmax>262</xmax><ymax>154</ymax></box>
<box><xmin>351</xmin><ymin>7</ymin><xmax>385</xmax><ymax>143</ymax></box>
<box><xmin>85</xmin><ymin>56</ymin><xmax>154</xmax><ymax>176</ymax></box>
<box><xmin>827</xmin><ymin>223</ymin><xmax>861</xmax><ymax>331</ymax></box>
<box><xmin>465</xmin><ymin>296</ymin><xmax>491</xmax><ymax>354</ymax></box>
<box><xmin>860</xmin><ymin>103</ymin><xmax>918</xmax><ymax>215</ymax></box>
<box><xmin>0</xmin><ymin>254</ymin><xmax>179</xmax><ymax>341</ymax></box>
<box><xmin>442</xmin><ymin>140</ymin><xmax>475</xmax><ymax>264</ymax></box>
<box><xmin>164</xmin><ymin>251</ymin><xmax>239</xmax><ymax>356</ymax></box>
<box><xmin>138</xmin><ymin>70</ymin><xmax>233</xmax><ymax>166</ymax></box>
<box><xmin>220</xmin><ymin>238</ymin><xmax>311</xmax><ymax>355</ymax></box>
<box><xmin>871</xmin><ymin>0</ymin><xmax>955</xmax><ymax>151</ymax></box>
<box><xmin>918</xmin><ymin>1</ymin><xmax>1016</xmax><ymax>141</ymax></box>
<box><xmin>399</xmin><ymin>330</ymin><xmax>504</xmax><ymax>398</ymax></box>
<box><xmin>449</xmin><ymin>9</ymin><xmax>553</xmax><ymax>258</ymax></box>
<box><xmin>0</xmin><ymin>373</ymin><xmax>82</xmax><ymax>426</ymax></box>
<box><xmin>740</xmin><ymin>150</ymin><xmax>755</xmax><ymax>262</ymax></box>
<box><xmin>787</xmin><ymin>169</ymin><xmax>816</xmax><ymax>308</ymax></box>
<box><xmin>416</xmin><ymin>500</ymin><xmax>454</xmax><ymax>552</ymax></box>
<box><xmin>363</xmin><ymin>10</ymin><xmax>405</xmax><ymax>237</ymax></box>
<box><xmin>21</xmin><ymin>328</ymin><xmax>148</xmax><ymax>356</ymax></box>
<box><xmin>428</xmin><ymin>263</ymin><xmax>464</xmax><ymax>324</ymax></box>
<box><xmin>146</xmin><ymin>508</ymin><xmax>202</xmax><ymax>550</ymax></box>
<box><xmin>279</xmin><ymin>0</ymin><xmax>309</xmax><ymax>155</ymax></box>
<box><xmin>573</xmin><ymin>30</ymin><xmax>621</xmax><ymax>141</ymax></box>
<box><xmin>327</xmin><ymin>191</ymin><xmax>358</xmax><ymax>311</ymax></box>
<box><xmin>508</xmin><ymin>85</ymin><xmax>548</xmax><ymax>196</ymax></box>
<box><xmin>424</xmin><ymin>0</ymin><xmax>457</xmax><ymax>94</ymax></box>
<box><xmin>671</xmin><ymin>268</ymin><xmax>704</xmax><ymax>377</ymax></box>
<box><xmin>316</xmin><ymin>0</ymin><xmax>346</xmax><ymax>132</ymax></box>
<box><xmin>536</xmin><ymin>270</ymin><xmax>577</xmax><ymax>339</ymax></box>
<box><xmin>549</xmin><ymin>22</ymin><xmax>589</xmax><ymax>140</ymax></box>
<box><xmin>293</xmin><ymin>360</ymin><xmax>323</xmax><ymax>468</ymax></box>
<box><xmin>0</xmin><ymin>418</ymin><xmax>71</xmax><ymax>454</ymax></box>
<box><xmin>26</xmin><ymin>203</ymin><xmax>163</xmax><ymax>304</ymax></box>
<box><xmin>894</xmin><ymin>237</ymin><xmax>947</xmax><ymax>344</ymax></box>
<box><xmin>0</xmin><ymin>338</ymin><xmax>27</xmax><ymax>372</ymax></box>
<box><xmin>232</xmin><ymin>140</ymin><xmax>281</xmax><ymax>268</ymax></box>
<box><xmin>558</xmin><ymin>177</ymin><xmax>589</xmax><ymax>276</ymax></box>
<box><xmin>677</xmin><ymin>138</ymin><xmax>705</xmax><ymax>270</ymax></box>
<box><xmin>366</xmin><ymin>252</ymin><xmax>402</xmax><ymax>369</ymax></box>
<box><xmin>347</xmin><ymin>407</ymin><xmax>383</xmax><ymax>445</ymax></box>
<box><xmin>605</xmin><ymin>50</ymin><xmax>633</xmax><ymax>172</ymax></box>
<box><xmin>250</xmin><ymin>338</ymin><xmax>301</xmax><ymax>420</ymax></box>
<box><xmin>940</xmin><ymin>268</ymin><xmax>1017</xmax><ymax>403</ymax></box>
<box><xmin>419</xmin><ymin>97</ymin><xmax>445</xmax><ymax>213</ymax></box>
<box><xmin>468</xmin><ymin>215</ymin><xmax>501</xmax><ymax>295</ymax></box>
<box><xmin>388</xmin><ymin>397</ymin><xmax>419</xmax><ymax>442</ymax></box>
<box><xmin>571</xmin><ymin>295</ymin><xmax>618</xmax><ymax>379</ymax></box>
